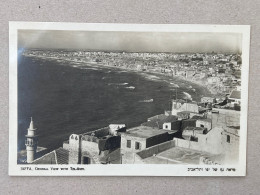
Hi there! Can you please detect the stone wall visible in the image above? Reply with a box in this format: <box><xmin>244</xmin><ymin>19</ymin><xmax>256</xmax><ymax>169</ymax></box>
<box><xmin>81</xmin><ymin>140</ymin><xmax>99</xmax><ymax>153</ymax></box>
<box><xmin>80</xmin><ymin>151</ymin><xmax>96</xmax><ymax>164</ymax></box>
<box><xmin>182</xmin><ymin>129</ymin><xmax>204</xmax><ymax>137</ymax></box>
<box><xmin>146</xmin><ymin>132</ymin><xmax>171</xmax><ymax>148</ymax></box>
<box><xmin>133</xmin><ymin>153</ymin><xmax>145</xmax><ymax>164</ymax></box>
<box><xmin>63</xmin><ymin>142</ymin><xmax>69</xmax><ymax>150</ymax></box>
<box><xmin>174</xmin><ymin>127</ymin><xmax>224</xmax><ymax>155</ymax></box>
<box><xmin>81</xmin><ymin>141</ymin><xmax>100</xmax><ymax>164</ymax></box>
<box><xmin>90</xmin><ymin>127</ymin><xmax>109</xmax><ymax>138</ymax></box>
<box><xmin>98</xmin><ymin>136</ymin><xmax>121</xmax><ymax>151</ymax></box>
<box><xmin>181</xmin><ymin>119</ymin><xmax>196</xmax><ymax>130</ymax></box>
<box><xmin>136</xmin><ymin>140</ymin><xmax>175</xmax><ymax>159</ymax></box>
<box><xmin>122</xmin><ymin>140</ymin><xmax>175</xmax><ymax>164</ymax></box>
<box><xmin>222</xmin><ymin>129</ymin><xmax>240</xmax><ymax>164</ymax></box>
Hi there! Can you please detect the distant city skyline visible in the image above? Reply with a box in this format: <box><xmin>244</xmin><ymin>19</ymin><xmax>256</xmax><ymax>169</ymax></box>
<box><xmin>18</xmin><ymin>30</ymin><xmax>242</xmax><ymax>53</ymax></box>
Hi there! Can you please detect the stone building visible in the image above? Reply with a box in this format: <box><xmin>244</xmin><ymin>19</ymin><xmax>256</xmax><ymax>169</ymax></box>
<box><xmin>201</xmin><ymin>97</ymin><xmax>216</xmax><ymax>104</ymax></box>
<box><xmin>120</xmin><ymin>126</ymin><xmax>178</xmax><ymax>164</ymax></box>
<box><xmin>63</xmin><ymin>124</ymin><xmax>126</xmax><ymax>164</ymax></box>
<box><xmin>173</xmin><ymin>108</ymin><xmax>240</xmax><ymax>164</ymax></box>
<box><xmin>32</xmin><ymin>124</ymin><xmax>126</xmax><ymax>164</ymax></box>
<box><xmin>142</xmin><ymin>114</ymin><xmax>178</xmax><ymax>129</ymax></box>
<box><xmin>171</xmin><ymin>100</ymin><xmax>208</xmax><ymax>117</ymax></box>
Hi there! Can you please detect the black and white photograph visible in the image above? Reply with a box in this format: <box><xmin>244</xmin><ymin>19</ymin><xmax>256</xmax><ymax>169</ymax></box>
<box><xmin>9</xmin><ymin>22</ymin><xmax>250</xmax><ymax>176</ymax></box>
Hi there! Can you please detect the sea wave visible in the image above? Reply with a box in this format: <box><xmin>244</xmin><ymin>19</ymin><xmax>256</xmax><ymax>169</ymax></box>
<box><xmin>108</xmin><ymin>83</ymin><xmax>128</xmax><ymax>86</ymax></box>
<box><xmin>117</xmin><ymin>70</ymin><xmax>127</xmax><ymax>73</ymax></box>
<box><xmin>170</xmin><ymin>82</ymin><xmax>180</xmax><ymax>88</ymax></box>
<box><xmin>125</xmin><ymin>86</ymin><xmax>135</xmax><ymax>89</ymax></box>
<box><xmin>142</xmin><ymin>74</ymin><xmax>160</xmax><ymax>81</ymax></box>
<box><xmin>80</xmin><ymin>67</ymin><xmax>99</xmax><ymax>70</ymax></box>
<box><xmin>139</xmin><ymin>99</ymin><xmax>153</xmax><ymax>103</ymax></box>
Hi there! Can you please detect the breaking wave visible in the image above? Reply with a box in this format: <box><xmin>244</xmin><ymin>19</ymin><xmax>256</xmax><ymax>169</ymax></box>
<box><xmin>125</xmin><ymin>86</ymin><xmax>135</xmax><ymax>90</ymax></box>
<box><xmin>142</xmin><ymin>74</ymin><xmax>160</xmax><ymax>81</ymax></box>
<box><xmin>139</xmin><ymin>99</ymin><xmax>153</xmax><ymax>103</ymax></box>
<box><xmin>170</xmin><ymin>82</ymin><xmax>180</xmax><ymax>88</ymax></box>
<box><xmin>108</xmin><ymin>83</ymin><xmax>128</xmax><ymax>86</ymax></box>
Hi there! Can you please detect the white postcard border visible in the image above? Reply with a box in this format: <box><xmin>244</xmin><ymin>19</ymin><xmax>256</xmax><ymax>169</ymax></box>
<box><xmin>9</xmin><ymin>22</ymin><xmax>250</xmax><ymax>176</ymax></box>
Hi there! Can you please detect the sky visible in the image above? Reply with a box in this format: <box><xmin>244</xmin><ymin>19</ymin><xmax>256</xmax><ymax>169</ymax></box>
<box><xmin>18</xmin><ymin>30</ymin><xmax>242</xmax><ymax>53</ymax></box>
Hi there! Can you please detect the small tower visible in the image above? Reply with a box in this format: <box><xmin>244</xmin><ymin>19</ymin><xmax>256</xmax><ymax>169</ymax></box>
<box><xmin>25</xmin><ymin>117</ymin><xmax>38</xmax><ymax>163</ymax></box>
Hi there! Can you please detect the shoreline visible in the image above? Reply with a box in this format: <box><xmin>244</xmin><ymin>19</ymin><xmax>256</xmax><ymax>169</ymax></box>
<box><xmin>24</xmin><ymin>54</ymin><xmax>214</xmax><ymax>100</ymax></box>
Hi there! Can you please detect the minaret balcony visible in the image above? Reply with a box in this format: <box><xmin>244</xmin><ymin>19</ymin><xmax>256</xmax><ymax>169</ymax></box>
<box><xmin>25</xmin><ymin>134</ymin><xmax>39</xmax><ymax>138</ymax></box>
<box><xmin>25</xmin><ymin>140</ymin><xmax>38</xmax><ymax>147</ymax></box>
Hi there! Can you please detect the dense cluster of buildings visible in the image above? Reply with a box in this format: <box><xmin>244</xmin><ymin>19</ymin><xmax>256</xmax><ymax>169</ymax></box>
<box><xmin>23</xmin><ymin>49</ymin><xmax>242</xmax><ymax>96</ymax></box>
<box><xmin>24</xmin><ymin>93</ymin><xmax>240</xmax><ymax>165</ymax></box>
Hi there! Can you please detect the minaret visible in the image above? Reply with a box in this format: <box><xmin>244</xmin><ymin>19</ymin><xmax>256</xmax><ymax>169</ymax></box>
<box><xmin>25</xmin><ymin>117</ymin><xmax>38</xmax><ymax>163</ymax></box>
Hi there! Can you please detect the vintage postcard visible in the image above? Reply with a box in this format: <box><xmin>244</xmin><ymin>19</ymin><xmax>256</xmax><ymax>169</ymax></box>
<box><xmin>9</xmin><ymin>22</ymin><xmax>250</xmax><ymax>176</ymax></box>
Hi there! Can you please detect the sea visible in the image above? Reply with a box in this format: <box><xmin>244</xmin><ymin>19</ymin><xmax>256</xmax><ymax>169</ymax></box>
<box><xmin>18</xmin><ymin>55</ymin><xmax>211</xmax><ymax>151</ymax></box>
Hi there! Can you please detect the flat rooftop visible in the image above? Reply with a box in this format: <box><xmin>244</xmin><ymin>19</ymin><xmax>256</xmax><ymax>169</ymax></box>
<box><xmin>211</xmin><ymin>108</ymin><xmax>240</xmax><ymax>129</ymax></box>
<box><xmin>196</xmin><ymin>118</ymin><xmax>212</xmax><ymax>123</ymax></box>
<box><xmin>229</xmin><ymin>90</ymin><xmax>241</xmax><ymax>99</ymax></box>
<box><xmin>124</xmin><ymin>126</ymin><xmax>173</xmax><ymax>139</ymax></box>
<box><xmin>142</xmin><ymin>147</ymin><xmax>223</xmax><ymax>165</ymax></box>
<box><xmin>148</xmin><ymin>114</ymin><xmax>178</xmax><ymax>123</ymax></box>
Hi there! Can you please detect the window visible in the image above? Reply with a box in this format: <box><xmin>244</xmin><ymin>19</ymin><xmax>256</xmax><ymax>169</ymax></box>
<box><xmin>165</xmin><ymin>125</ymin><xmax>168</xmax><ymax>129</ymax></box>
<box><xmin>200</xmin><ymin>124</ymin><xmax>204</xmax><ymax>128</ymax></box>
<box><xmin>135</xmin><ymin>142</ymin><xmax>141</xmax><ymax>150</ymax></box>
<box><xmin>227</xmin><ymin>135</ymin><xmax>230</xmax><ymax>143</ymax></box>
<box><xmin>127</xmin><ymin>140</ymin><xmax>131</xmax><ymax>148</ymax></box>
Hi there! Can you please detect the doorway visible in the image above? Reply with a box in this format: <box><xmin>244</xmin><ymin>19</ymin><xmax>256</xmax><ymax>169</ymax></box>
<box><xmin>82</xmin><ymin>156</ymin><xmax>91</xmax><ymax>164</ymax></box>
